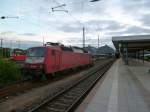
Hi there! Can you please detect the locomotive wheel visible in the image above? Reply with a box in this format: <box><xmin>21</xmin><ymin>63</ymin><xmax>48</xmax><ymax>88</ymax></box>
<box><xmin>21</xmin><ymin>68</ymin><xmax>32</xmax><ymax>80</ymax></box>
<box><xmin>40</xmin><ymin>73</ymin><xmax>47</xmax><ymax>81</ymax></box>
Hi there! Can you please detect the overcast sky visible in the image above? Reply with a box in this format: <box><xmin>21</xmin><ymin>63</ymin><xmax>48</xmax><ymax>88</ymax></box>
<box><xmin>0</xmin><ymin>0</ymin><xmax>150</xmax><ymax>48</ymax></box>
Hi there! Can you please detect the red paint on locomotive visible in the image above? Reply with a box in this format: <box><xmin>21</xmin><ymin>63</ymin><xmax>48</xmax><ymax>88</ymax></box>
<box><xmin>25</xmin><ymin>43</ymin><xmax>92</xmax><ymax>77</ymax></box>
<box><xmin>11</xmin><ymin>49</ymin><xmax>26</xmax><ymax>61</ymax></box>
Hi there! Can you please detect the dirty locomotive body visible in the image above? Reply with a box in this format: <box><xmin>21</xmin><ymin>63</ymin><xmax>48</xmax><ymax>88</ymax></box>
<box><xmin>24</xmin><ymin>42</ymin><xmax>92</xmax><ymax>79</ymax></box>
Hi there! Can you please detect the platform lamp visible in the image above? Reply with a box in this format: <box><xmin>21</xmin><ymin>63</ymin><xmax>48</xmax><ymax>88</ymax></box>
<box><xmin>89</xmin><ymin>0</ymin><xmax>101</xmax><ymax>2</ymax></box>
<box><xmin>1</xmin><ymin>16</ymin><xmax>19</xmax><ymax>19</ymax></box>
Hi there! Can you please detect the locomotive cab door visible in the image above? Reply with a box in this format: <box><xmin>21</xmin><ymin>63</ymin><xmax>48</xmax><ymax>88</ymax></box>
<box><xmin>51</xmin><ymin>50</ymin><xmax>61</xmax><ymax>71</ymax></box>
<box><xmin>55</xmin><ymin>50</ymin><xmax>61</xmax><ymax>70</ymax></box>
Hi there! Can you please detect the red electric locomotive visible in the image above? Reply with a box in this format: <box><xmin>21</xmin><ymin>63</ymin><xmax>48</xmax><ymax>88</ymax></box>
<box><xmin>24</xmin><ymin>42</ymin><xmax>92</xmax><ymax>79</ymax></box>
<box><xmin>11</xmin><ymin>49</ymin><xmax>26</xmax><ymax>61</ymax></box>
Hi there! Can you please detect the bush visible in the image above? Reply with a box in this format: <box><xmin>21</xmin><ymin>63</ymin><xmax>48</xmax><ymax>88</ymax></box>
<box><xmin>0</xmin><ymin>60</ymin><xmax>21</xmax><ymax>86</ymax></box>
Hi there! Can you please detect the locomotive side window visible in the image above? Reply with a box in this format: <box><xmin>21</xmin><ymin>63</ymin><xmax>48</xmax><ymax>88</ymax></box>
<box><xmin>52</xmin><ymin>50</ymin><xmax>55</xmax><ymax>55</ymax></box>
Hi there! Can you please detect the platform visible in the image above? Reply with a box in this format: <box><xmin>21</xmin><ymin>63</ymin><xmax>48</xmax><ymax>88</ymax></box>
<box><xmin>75</xmin><ymin>59</ymin><xmax>150</xmax><ymax>112</ymax></box>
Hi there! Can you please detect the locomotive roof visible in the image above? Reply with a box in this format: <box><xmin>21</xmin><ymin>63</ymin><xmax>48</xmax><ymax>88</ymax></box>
<box><xmin>29</xmin><ymin>44</ymin><xmax>88</xmax><ymax>53</ymax></box>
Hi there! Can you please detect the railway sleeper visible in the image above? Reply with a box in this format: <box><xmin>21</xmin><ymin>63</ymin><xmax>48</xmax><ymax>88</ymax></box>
<box><xmin>47</xmin><ymin>103</ymin><xmax>68</xmax><ymax>109</ymax></box>
<box><xmin>65</xmin><ymin>93</ymin><xmax>81</xmax><ymax>97</ymax></box>
<box><xmin>45</xmin><ymin>103</ymin><xmax>69</xmax><ymax>111</ymax></box>
<box><xmin>53</xmin><ymin>102</ymin><xmax>70</xmax><ymax>107</ymax></box>
<box><xmin>52</xmin><ymin>101</ymin><xmax>71</xmax><ymax>108</ymax></box>
<box><xmin>54</xmin><ymin>98</ymin><xmax>74</xmax><ymax>104</ymax></box>
<box><xmin>74</xmin><ymin>87</ymin><xmax>88</xmax><ymax>92</ymax></box>
<box><xmin>45</xmin><ymin>106</ymin><xmax>64</xmax><ymax>112</ymax></box>
<box><xmin>61</xmin><ymin>96</ymin><xmax>76</xmax><ymax>101</ymax></box>
<box><xmin>62</xmin><ymin>94</ymin><xmax>77</xmax><ymax>98</ymax></box>
<box><xmin>76</xmin><ymin>85</ymin><xmax>90</xmax><ymax>89</ymax></box>
<box><xmin>70</xmin><ymin>87</ymin><xmax>86</xmax><ymax>92</ymax></box>
<box><xmin>70</xmin><ymin>87</ymin><xmax>85</xmax><ymax>91</ymax></box>
<box><xmin>68</xmin><ymin>90</ymin><xmax>84</xmax><ymax>95</ymax></box>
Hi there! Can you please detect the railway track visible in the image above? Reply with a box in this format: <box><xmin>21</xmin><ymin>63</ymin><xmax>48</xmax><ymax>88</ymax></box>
<box><xmin>25</xmin><ymin>59</ymin><xmax>114</xmax><ymax>112</ymax></box>
<box><xmin>0</xmin><ymin>64</ymin><xmax>91</xmax><ymax>100</ymax></box>
<box><xmin>0</xmin><ymin>78</ymin><xmax>33</xmax><ymax>99</ymax></box>
<box><xmin>0</xmin><ymin>59</ymin><xmax>108</xmax><ymax>101</ymax></box>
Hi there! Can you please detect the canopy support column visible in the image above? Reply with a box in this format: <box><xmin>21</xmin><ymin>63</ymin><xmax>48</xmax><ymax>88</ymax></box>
<box><xmin>143</xmin><ymin>49</ymin><xmax>144</xmax><ymax>63</ymax></box>
<box><xmin>124</xmin><ymin>43</ymin><xmax>128</xmax><ymax>65</ymax></box>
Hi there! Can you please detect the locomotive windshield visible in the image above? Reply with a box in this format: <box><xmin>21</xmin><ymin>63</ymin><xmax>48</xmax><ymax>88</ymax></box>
<box><xmin>27</xmin><ymin>47</ymin><xmax>45</xmax><ymax>57</ymax></box>
<box><xmin>12</xmin><ymin>49</ymin><xmax>26</xmax><ymax>56</ymax></box>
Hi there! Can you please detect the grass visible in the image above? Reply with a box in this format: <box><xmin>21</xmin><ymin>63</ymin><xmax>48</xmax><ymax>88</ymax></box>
<box><xmin>0</xmin><ymin>59</ymin><xmax>21</xmax><ymax>86</ymax></box>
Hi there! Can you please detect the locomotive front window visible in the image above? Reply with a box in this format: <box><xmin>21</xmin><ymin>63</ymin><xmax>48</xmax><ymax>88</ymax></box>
<box><xmin>14</xmin><ymin>50</ymin><xmax>25</xmax><ymax>55</ymax></box>
<box><xmin>27</xmin><ymin>47</ymin><xmax>45</xmax><ymax>57</ymax></box>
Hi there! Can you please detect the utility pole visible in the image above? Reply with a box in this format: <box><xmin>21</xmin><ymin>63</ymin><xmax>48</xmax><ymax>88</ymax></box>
<box><xmin>0</xmin><ymin>38</ymin><xmax>3</xmax><ymax>48</ymax></box>
<box><xmin>17</xmin><ymin>40</ymin><xmax>20</xmax><ymax>48</ymax></box>
<box><xmin>83</xmin><ymin>27</ymin><xmax>85</xmax><ymax>48</ymax></box>
<box><xmin>98</xmin><ymin>34</ymin><xmax>99</xmax><ymax>48</ymax></box>
<box><xmin>43</xmin><ymin>36</ymin><xmax>45</xmax><ymax>46</ymax></box>
<box><xmin>10</xmin><ymin>40</ymin><xmax>12</xmax><ymax>48</ymax></box>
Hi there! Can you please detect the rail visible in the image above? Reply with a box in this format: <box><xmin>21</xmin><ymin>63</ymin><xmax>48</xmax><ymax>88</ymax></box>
<box><xmin>25</xmin><ymin>59</ymin><xmax>115</xmax><ymax>112</ymax></box>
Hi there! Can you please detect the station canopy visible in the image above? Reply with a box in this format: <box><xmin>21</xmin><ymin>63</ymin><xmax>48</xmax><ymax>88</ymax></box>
<box><xmin>112</xmin><ymin>35</ymin><xmax>150</xmax><ymax>53</ymax></box>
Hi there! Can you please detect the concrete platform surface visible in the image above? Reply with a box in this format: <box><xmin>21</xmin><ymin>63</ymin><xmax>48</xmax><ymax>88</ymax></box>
<box><xmin>75</xmin><ymin>59</ymin><xmax>150</xmax><ymax>112</ymax></box>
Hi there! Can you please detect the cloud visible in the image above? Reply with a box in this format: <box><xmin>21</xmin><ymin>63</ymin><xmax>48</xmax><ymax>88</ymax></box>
<box><xmin>123</xmin><ymin>26</ymin><xmax>150</xmax><ymax>34</ymax></box>
<box><xmin>105</xmin><ymin>26</ymin><xmax>150</xmax><ymax>36</ymax></box>
<box><xmin>0</xmin><ymin>31</ymin><xmax>17</xmax><ymax>35</ymax></box>
<box><xmin>20</xmin><ymin>33</ymin><xmax>37</xmax><ymax>36</ymax></box>
<box><xmin>59</xmin><ymin>24</ymin><xmax>82</xmax><ymax>33</ymax></box>
<box><xmin>62</xmin><ymin>35</ymin><xmax>113</xmax><ymax>48</ymax></box>
<box><xmin>85</xmin><ymin>20</ymin><xmax>125</xmax><ymax>31</ymax></box>
<box><xmin>140</xmin><ymin>14</ymin><xmax>150</xmax><ymax>26</ymax></box>
<box><xmin>58</xmin><ymin>19</ymin><xmax>127</xmax><ymax>38</ymax></box>
<box><xmin>0</xmin><ymin>31</ymin><xmax>40</xmax><ymax>41</ymax></box>
<box><xmin>0</xmin><ymin>31</ymin><xmax>42</xmax><ymax>49</ymax></box>
<box><xmin>1</xmin><ymin>0</ymin><xmax>150</xmax><ymax>48</ymax></box>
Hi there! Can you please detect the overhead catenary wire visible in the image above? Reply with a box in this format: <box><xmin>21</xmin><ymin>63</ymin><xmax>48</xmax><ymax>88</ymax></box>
<box><xmin>54</xmin><ymin>0</ymin><xmax>100</xmax><ymax>6</ymax></box>
<box><xmin>52</xmin><ymin>0</ymin><xmax>101</xmax><ymax>47</ymax></box>
<box><xmin>0</xmin><ymin>0</ymin><xmax>102</xmax><ymax>48</ymax></box>
<box><xmin>52</xmin><ymin>0</ymin><xmax>84</xmax><ymax>27</ymax></box>
<box><xmin>52</xmin><ymin>0</ymin><xmax>102</xmax><ymax>32</ymax></box>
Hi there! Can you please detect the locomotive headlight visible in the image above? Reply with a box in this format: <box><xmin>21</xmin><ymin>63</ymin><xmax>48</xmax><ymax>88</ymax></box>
<box><xmin>35</xmin><ymin>57</ymin><xmax>44</xmax><ymax>63</ymax></box>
